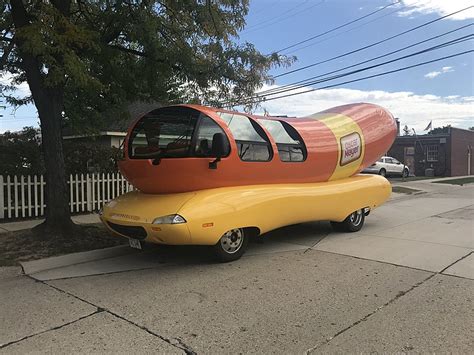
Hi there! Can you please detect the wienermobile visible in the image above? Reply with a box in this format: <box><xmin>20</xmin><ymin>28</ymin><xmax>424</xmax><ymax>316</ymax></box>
<box><xmin>100</xmin><ymin>103</ymin><xmax>397</xmax><ymax>261</ymax></box>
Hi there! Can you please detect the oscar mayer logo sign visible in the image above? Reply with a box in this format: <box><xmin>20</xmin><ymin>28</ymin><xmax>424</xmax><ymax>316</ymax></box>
<box><xmin>340</xmin><ymin>132</ymin><xmax>362</xmax><ymax>166</ymax></box>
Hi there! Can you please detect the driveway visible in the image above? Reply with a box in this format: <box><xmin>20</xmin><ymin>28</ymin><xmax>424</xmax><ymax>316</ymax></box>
<box><xmin>1</xmin><ymin>179</ymin><xmax>473</xmax><ymax>353</ymax></box>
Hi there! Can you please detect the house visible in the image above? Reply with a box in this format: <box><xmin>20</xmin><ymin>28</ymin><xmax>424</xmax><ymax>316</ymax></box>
<box><xmin>388</xmin><ymin>127</ymin><xmax>474</xmax><ymax>177</ymax></box>
<box><xmin>63</xmin><ymin>102</ymin><xmax>161</xmax><ymax>148</ymax></box>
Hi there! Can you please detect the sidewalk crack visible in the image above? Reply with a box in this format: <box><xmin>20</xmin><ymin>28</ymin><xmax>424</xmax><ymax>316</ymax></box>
<box><xmin>35</xmin><ymin>277</ymin><xmax>195</xmax><ymax>354</ymax></box>
<box><xmin>305</xmin><ymin>250</ymin><xmax>473</xmax><ymax>354</ymax></box>
<box><xmin>304</xmin><ymin>232</ymin><xmax>330</xmax><ymax>253</ymax></box>
<box><xmin>0</xmin><ymin>310</ymin><xmax>101</xmax><ymax>349</ymax></box>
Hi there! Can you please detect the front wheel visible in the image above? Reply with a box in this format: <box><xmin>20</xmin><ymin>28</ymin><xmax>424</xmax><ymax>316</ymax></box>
<box><xmin>402</xmin><ymin>168</ymin><xmax>409</xmax><ymax>178</ymax></box>
<box><xmin>331</xmin><ymin>209</ymin><xmax>365</xmax><ymax>232</ymax></box>
<box><xmin>379</xmin><ymin>168</ymin><xmax>386</xmax><ymax>177</ymax></box>
<box><xmin>213</xmin><ymin>228</ymin><xmax>248</xmax><ymax>262</ymax></box>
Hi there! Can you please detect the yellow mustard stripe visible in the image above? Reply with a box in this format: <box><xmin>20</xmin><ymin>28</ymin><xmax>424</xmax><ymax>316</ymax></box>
<box><xmin>309</xmin><ymin>113</ymin><xmax>365</xmax><ymax>181</ymax></box>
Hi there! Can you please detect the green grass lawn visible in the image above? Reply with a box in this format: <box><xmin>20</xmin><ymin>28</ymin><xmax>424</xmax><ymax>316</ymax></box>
<box><xmin>433</xmin><ymin>177</ymin><xmax>474</xmax><ymax>185</ymax></box>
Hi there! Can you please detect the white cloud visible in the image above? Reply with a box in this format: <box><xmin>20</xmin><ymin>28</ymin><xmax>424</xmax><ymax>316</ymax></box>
<box><xmin>424</xmin><ymin>71</ymin><xmax>441</xmax><ymax>78</ymax></box>
<box><xmin>398</xmin><ymin>0</ymin><xmax>474</xmax><ymax>20</ymax></box>
<box><xmin>0</xmin><ymin>72</ymin><xmax>31</xmax><ymax>97</ymax></box>
<box><xmin>424</xmin><ymin>66</ymin><xmax>454</xmax><ymax>79</ymax></box>
<box><xmin>254</xmin><ymin>85</ymin><xmax>474</xmax><ymax>132</ymax></box>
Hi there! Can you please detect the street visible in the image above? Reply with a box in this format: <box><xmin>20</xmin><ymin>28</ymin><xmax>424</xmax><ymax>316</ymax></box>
<box><xmin>1</xmin><ymin>179</ymin><xmax>473</xmax><ymax>354</ymax></box>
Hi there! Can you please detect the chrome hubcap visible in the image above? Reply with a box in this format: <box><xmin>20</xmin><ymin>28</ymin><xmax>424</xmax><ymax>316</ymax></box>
<box><xmin>349</xmin><ymin>210</ymin><xmax>363</xmax><ymax>227</ymax></box>
<box><xmin>220</xmin><ymin>229</ymin><xmax>244</xmax><ymax>254</ymax></box>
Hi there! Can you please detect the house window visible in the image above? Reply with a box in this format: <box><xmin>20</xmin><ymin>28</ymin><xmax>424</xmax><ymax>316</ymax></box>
<box><xmin>404</xmin><ymin>147</ymin><xmax>414</xmax><ymax>156</ymax></box>
<box><xmin>216</xmin><ymin>112</ymin><xmax>272</xmax><ymax>162</ymax></box>
<box><xmin>426</xmin><ymin>145</ymin><xmax>438</xmax><ymax>162</ymax></box>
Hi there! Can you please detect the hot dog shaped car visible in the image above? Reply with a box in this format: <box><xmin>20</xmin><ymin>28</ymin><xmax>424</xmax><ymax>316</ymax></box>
<box><xmin>100</xmin><ymin>103</ymin><xmax>397</xmax><ymax>261</ymax></box>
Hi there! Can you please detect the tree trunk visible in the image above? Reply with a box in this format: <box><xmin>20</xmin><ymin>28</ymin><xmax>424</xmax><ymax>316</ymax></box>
<box><xmin>10</xmin><ymin>0</ymin><xmax>75</xmax><ymax>234</ymax></box>
<box><xmin>37</xmin><ymin>92</ymin><xmax>75</xmax><ymax>232</ymax></box>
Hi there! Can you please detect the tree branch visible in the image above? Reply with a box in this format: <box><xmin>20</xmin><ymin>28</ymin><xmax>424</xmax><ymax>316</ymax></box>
<box><xmin>207</xmin><ymin>0</ymin><xmax>220</xmax><ymax>36</ymax></box>
<box><xmin>106</xmin><ymin>43</ymin><xmax>182</xmax><ymax>72</ymax></box>
<box><xmin>0</xmin><ymin>38</ymin><xmax>15</xmax><ymax>69</ymax></box>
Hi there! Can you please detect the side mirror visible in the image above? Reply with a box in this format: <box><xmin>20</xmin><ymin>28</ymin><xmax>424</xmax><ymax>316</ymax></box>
<box><xmin>209</xmin><ymin>133</ymin><xmax>229</xmax><ymax>169</ymax></box>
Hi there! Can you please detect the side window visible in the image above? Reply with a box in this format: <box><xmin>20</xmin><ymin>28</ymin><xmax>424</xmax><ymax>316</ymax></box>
<box><xmin>193</xmin><ymin>115</ymin><xmax>229</xmax><ymax>157</ymax></box>
<box><xmin>216</xmin><ymin>112</ymin><xmax>272</xmax><ymax>161</ymax></box>
<box><xmin>259</xmin><ymin>119</ymin><xmax>307</xmax><ymax>162</ymax></box>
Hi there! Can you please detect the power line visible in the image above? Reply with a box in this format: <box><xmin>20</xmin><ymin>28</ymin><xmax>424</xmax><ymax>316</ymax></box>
<box><xmin>272</xmin><ymin>5</ymin><xmax>474</xmax><ymax>79</ymax></box>
<box><xmin>223</xmin><ymin>34</ymin><xmax>472</xmax><ymax>106</ymax></box>
<box><xmin>242</xmin><ymin>0</ymin><xmax>323</xmax><ymax>34</ymax></box>
<box><xmin>231</xmin><ymin>49</ymin><xmax>473</xmax><ymax>107</ymax></box>
<box><xmin>273</xmin><ymin>0</ymin><xmax>401</xmax><ymax>54</ymax></box>
<box><xmin>259</xmin><ymin>24</ymin><xmax>473</xmax><ymax>96</ymax></box>
<box><xmin>228</xmin><ymin>49</ymin><xmax>473</xmax><ymax>107</ymax></box>
<box><xmin>282</xmin><ymin>4</ymin><xmax>414</xmax><ymax>55</ymax></box>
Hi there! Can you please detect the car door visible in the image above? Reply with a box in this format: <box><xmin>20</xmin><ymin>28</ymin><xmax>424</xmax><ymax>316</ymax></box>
<box><xmin>391</xmin><ymin>158</ymin><xmax>404</xmax><ymax>174</ymax></box>
<box><xmin>382</xmin><ymin>158</ymin><xmax>393</xmax><ymax>173</ymax></box>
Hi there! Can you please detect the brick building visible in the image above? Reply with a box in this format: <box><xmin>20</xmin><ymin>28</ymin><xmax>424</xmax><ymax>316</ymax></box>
<box><xmin>388</xmin><ymin>127</ymin><xmax>474</xmax><ymax>177</ymax></box>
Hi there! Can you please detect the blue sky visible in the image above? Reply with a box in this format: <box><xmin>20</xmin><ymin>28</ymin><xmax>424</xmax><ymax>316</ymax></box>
<box><xmin>0</xmin><ymin>0</ymin><xmax>473</xmax><ymax>132</ymax></box>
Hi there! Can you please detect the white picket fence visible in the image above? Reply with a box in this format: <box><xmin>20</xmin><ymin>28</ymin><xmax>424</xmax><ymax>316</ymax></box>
<box><xmin>0</xmin><ymin>173</ymin><xmax>133</xmax><ymax>220</ymax></box>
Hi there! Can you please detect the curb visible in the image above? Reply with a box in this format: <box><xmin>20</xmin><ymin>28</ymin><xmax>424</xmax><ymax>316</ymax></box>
<box><xmin>21</xmin><ymin>245</ymin><xmax>133</xmax><ymax>276</ymax></box>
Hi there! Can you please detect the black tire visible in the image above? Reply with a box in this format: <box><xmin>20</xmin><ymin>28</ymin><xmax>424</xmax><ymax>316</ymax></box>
<box><xmin>213</xmin><ymin>228</ymin><xmax>249</xmax><ymax>262</ymax></box>
<box><xmin>379</xmin><ymin>168</ymin><xmax>386</xmax><ymax>177</ymax></box>
<box><xmin>331</xmin><ymin>209</ymin><xmax>365</xmax><ymax>232</ymax></box>
<box><xmin>402</xmin><ymin>168</ymin><xmax>409</xmax><ymax>178</ymax></box>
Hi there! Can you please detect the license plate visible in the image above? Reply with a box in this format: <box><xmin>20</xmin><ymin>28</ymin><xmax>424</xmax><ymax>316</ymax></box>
<box><xmin>128</xmin><ymin>238</ymin><xmax>142</xmax><ymax>250</ymax></box>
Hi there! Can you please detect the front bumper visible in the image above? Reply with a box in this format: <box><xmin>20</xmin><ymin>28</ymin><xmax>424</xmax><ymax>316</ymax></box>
<box><xmin>101</xmin><ymin>216</ymin><xmax>191</xmax><ymax>245</ymax></box>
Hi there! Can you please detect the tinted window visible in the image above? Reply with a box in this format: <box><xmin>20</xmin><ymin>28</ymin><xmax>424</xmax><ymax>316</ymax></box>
<box><xmin>238</xmin><ymin>143</ymin><xmax>271</xmax><ymax>161</ymax></box>
<box><xmin>217</xmin><ymin>111</ymin><xmax>272</xmax><ymax>162</ymax></box>
<box><xmin>129</xmin><ymin>107</ymin><xmax>198</xmax><ymax>159</ymax></box>
<box><xmin>259</xmin><ymin>119</ymin><xmax>306</xmax><ymax>162</ymax></box>
<box><xmin>217</xmin><ymin>113</ymin><xmax>266</xmax><ymax>142</ymax></box>
<box><xmin>259</xmin><ymin>119</ymin><xmax>298</xmax><ymax>144</ymax></box>
<box><xmin>193</xmin><ymin>116</ymin><xmax>229</xmax><ymax>157</ymax></box>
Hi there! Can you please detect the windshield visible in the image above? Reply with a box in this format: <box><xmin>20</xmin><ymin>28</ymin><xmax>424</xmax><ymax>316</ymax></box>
<box><xmin>128</xmin><ymin>107</ymin><xmax>199</xmax><ymax>159</ymax></box>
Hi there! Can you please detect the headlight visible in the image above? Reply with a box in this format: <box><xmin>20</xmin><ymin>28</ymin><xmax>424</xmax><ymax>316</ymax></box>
<box><xmin>152</xmin><ymin>214</ymin><xmax>186</xmax><ymax>224</ymax></box>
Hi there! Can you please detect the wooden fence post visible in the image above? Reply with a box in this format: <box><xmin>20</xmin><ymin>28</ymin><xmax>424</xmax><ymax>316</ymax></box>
<box><xmin>86</xmin><ymin>174</ymin><xmax>92</xmax><ymax>212</ymax></box>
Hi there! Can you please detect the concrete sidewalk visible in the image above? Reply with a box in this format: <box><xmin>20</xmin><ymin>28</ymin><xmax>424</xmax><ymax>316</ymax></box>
<box><xmin>0</xmin><ymin>213</ymin><xmax>101</xmax><ymax>233</ymax></box>
<box><xmin>0</xmin><ymin>178</ymin><xmax>473</xmax><ymax>353</ymax></box>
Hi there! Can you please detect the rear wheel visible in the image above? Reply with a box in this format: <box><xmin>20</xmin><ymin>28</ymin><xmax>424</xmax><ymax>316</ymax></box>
<box><xmin>331</xmin><ymin>209</ymin><xmax>365</xmax><ymax>232</ymax></box>
<box><xmin>213</xmin><ymin>228</ymin><xmax>248</xmax><ymax>262</ymax></box>
<box><xmin>379</xmin><ymin>168</ymin><xmax>386</xmax><ymax>177</ymax></box>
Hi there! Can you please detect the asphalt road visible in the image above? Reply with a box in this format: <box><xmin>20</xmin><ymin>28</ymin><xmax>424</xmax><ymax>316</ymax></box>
<box><xmin>0</xmin><ymin>179</ymin><xmax>473</xmax><ymax>354</ymax></box>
